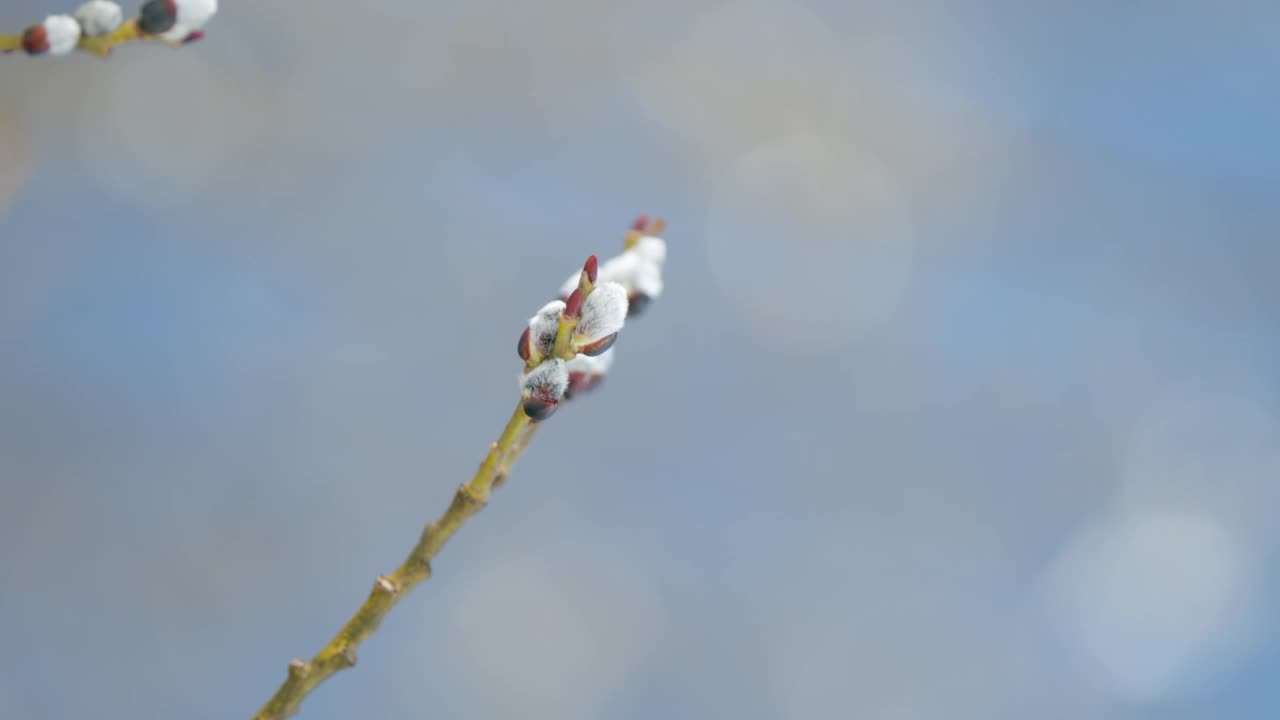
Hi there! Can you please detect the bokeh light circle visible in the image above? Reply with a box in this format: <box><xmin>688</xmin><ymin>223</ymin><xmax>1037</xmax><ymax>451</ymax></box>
<box><xmin>1044</xmin><ymin>508</ymin><xmax>1259</xmax><ymax>701</ymax></box>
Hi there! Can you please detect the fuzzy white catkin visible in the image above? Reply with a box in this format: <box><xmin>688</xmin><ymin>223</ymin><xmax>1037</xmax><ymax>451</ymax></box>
<box><xmin>575</xmin><ymin>282</ymin><xmax>628</xmax><ymax>343</ymax></box>
<box><xmin>631</xmin><ymin>260</ymin><xmax>664</xmax><ymax>299</ymax></box>
<box><xmin>630</xmin><ymin>235</ymin><xmax>667</xmax><ymax>266</ymax></box>
<box><xmin>596</xmin><ymin>252</ymin><xmax>640</xmax><ymax>288</ymax></box>
<box><xmin>521</xmin><ymin>359</ymin><xmax>569</xmax><ymax>401</ymax></box>
<box><xmin>529</xmin><ymin>300</ymin><xmax>566</xmax><ymax>356</ymax></box>
<box><xmin>75</xmin><ymin>1</ymin><xmax>124</xmax><ymax>37</ymax></box>
<box><xmin>42</xmin><ymin>15</ymin><xmax>83</xmax><ymax>56</ymax></box>
<box><xmin>161</xmin><ymin>0</ymin><xmax>219</xmax><ymax>42</ymax></box>
<box><xmin>559</xmin><ymin>234</ymin><xmax>667</xmax><ymax>298</ymax></box>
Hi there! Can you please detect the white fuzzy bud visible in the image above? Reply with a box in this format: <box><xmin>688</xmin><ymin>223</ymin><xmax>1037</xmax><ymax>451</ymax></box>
<box><xmin>520</xmin><ymin>359</ymin><xmax>569</xmax><ymax>419</ymax></box>
<box><xmin>521</xmin><ymin>359</ymin><xmax>569</xmax><ymax>401</ymax></box>
<box><xmin>593</xmin><ymin>252</ymin><xmax>664</xmax><ymax>301</ymax></box>
<box><xmin>558</xmin><ymin>231</ymin><xmax>666</xmax><ymax>308</ymax></box>
<box><xmin>161</xmin><ymin>0</ymin><xmax>218</xmax><ymax>42</ymax></box>
<box><xmin>632</xmin><ymin>260</ymin><xmax>663</xmax><ymax>299</ymax></box>
<box><xmin>630</xmin><ymin>235</ymin><xmax>667</xmax><ymax>265</ymax></box>
<box><xmin>528</xmin><ymin>300</ymin><xmax>565</xmax><ymax>357</ymax></box>
<box><xmin>575</xmin><ymin>282</ymin><xmax>628</xmax><ymax>345</ymax></box>
<box><xmin>596</xmin><ymin>252</ymin><xmax>639</xmax><ymax>288</ymax></box>
<box><xmin>75</xmin><ymin>1</ymin><xmax>124</xmax><ymax>37</ymax></box>
<box><xmin>38</xmin><ymin>15</ymin><xmax>83</xmax><ymax>56</ymax></box>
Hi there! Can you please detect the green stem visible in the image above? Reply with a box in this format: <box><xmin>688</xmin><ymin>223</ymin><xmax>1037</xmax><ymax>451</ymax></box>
<box><xmin>492</xmin><ymin>422</ymin><xmax>541</xmax><ymax>490</ymax></box>
<box><xmin>3</xmin><ymin>19</ymin><xmax>180</xmax><ymax>59</ymax></box>
<box><xmin>251</xmin><ymin>402</ymin><xmax>533</xmax><ymax>720</ymax></box>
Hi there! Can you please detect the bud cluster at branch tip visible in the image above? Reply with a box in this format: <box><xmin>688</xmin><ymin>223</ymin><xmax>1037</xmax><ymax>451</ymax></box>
<box><xmin>560</xmin><ymin>215</ymin><xmax>667</xmax><ymax>319</ymax></box>
<box><xmin>518</xmin><ymin>217</ymin><xmax>669</xmax><ymax>422</ymax></box>
<box><xmin>3</xmin><ymin>0</ymin><xmax>217</xmax><ymax>57</ymax></box>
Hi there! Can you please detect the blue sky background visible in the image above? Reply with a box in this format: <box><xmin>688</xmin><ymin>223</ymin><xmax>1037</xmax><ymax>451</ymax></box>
<box><xmin>1</xmin><ymin>2</ymin><xmax>1278</xmax><ymax>718</ymax></box>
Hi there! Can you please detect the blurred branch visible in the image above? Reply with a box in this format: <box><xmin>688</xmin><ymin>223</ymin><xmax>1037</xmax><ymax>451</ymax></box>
<box><xmin>253</xmin><ymin>218</ymin><xmax>666</xmax><ymax>718</ymax></box>
<box><xmin>252</xmin><ymin>403</ymin><xmax>534</xmax><ymax>720</ymax></box>
<box><xmin>0</xmin><ymin>22</ymin><xmax>153</xmax><ymax>59</ymax></box>
<box><xmin>3</xmin><ymin>2</ymin><xmax>213</xmax><ymax>59</ymax></box>
<box><xmin>76</xmin><ymin>20</ymin><xmax>169</xmax><ymax>57</ymax></box>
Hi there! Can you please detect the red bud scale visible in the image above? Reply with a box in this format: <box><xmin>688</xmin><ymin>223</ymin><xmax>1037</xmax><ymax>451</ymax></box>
<box><xmin>563</xmin><ymin>288</ymin><xmax>583</xmax><ymax>320</ymax></box>
<box><xmin>21</xmin><ymin>25</ymin><xmax>49</xmax><ymax>55</ymax></box>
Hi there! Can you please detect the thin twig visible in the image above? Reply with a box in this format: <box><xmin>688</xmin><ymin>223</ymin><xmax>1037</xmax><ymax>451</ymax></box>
<box><xmin>251</xmin><ymin>402</ymin><xmax>534</xmax><ymax>720</ymax></box>
<box><xmin>492</xmin><ymin>422</ymin><xmax>541</xmax><ymax>490</ymax></box>
<box><xmin>2</xmin><ymin>19</ymin><xmax>180</xmax><ymax>58</ymax></box>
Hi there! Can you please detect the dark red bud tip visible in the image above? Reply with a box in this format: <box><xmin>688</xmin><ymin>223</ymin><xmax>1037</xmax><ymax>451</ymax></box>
<box><xmin>522</xmin><ymin>397</ymin><xmax>558</xmax><ymax>422</ymax></box>
<box><xmin>579</xmin><ymin>332</ymin><xmax>617</xmax><ymax>357</ymax></box>
<box><xmin>631</xmin><ymin>214</ymin><xmax>649</xmax><ymax>231</ymax></box>
<box><xmin>583</xmin><ymin>255</ymin><xmax>598</xmax><ymax>284</ymax></box>
<box><xmin>563</xmin><ymin>288</ymin><xmax>583</xmax><ymax>319</ymax></box>
<box><xmin>182</xmin><ymin>30</ymin><xmax>206</xmax><ymax>45</ymax></box>
<box><xmin>517</xmin><ymin>327</ymin><xmax>531</xmax><ymax>361</ymax></box>
<box><xmin>21</xmin><ymin>25</ymin><xmax>49</xmax><ymax>55</ymax></box>
<box><xmin>626</xmin><ymin>294</ymin><xmax>652</xmax><ymax>318</ymax></box>
<box><xmin>138</xmin><ymin>0</ymin><xmax>179</xmax><ymax>35</ymax></box>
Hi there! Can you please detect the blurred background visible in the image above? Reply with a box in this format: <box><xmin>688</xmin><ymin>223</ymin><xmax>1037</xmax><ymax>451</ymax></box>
<box><xmin>2</xmin><ymin>1</ymin><xmax>1278</xmax><ymax>718</ymax></box>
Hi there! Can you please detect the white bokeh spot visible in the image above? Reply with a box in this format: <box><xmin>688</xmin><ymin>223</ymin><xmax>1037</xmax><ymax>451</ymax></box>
<box><xmin>1043</xmin><ymin>508</ymin><xmax>1259</xmax><ymax>701</ymax></box>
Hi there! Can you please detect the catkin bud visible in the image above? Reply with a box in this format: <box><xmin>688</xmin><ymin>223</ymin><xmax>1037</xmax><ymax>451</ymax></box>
<box><xmin>573</xmin><ymin>282</ymin><xmax>627</xmax><ymax>350</ymax></box>
<box><xmin>23</xmin><ymin>16</ymin><xmax>82</xmax><ymax>56</ymax></box>
<box><xmin>521</xmin><ymin>359</ymin><xmax>569</xmax><ymax>421</ymax></box>
<box><xmin>75</xmin><ymin>1</ymin><xmax>125</xmax><ymax>37</ymax></box>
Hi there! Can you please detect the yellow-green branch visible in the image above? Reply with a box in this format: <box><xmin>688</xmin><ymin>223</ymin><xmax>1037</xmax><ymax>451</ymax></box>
<box><xmin>492</xmin><ymin>422</ymin><xmax>541</xmax><ymax>490</ymax></box>
<box><xmin>251</xmin><ymin>402</ymin><xmax>534</xmax><ymax>720</ymax></box>
<box><xmin>1</xmin><ymin>19</ymin><xmax>178</xmax><ymax>58</ymax></box>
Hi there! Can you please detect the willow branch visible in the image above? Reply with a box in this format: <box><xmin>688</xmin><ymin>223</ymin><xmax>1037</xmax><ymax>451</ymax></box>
<box><xmin>76</xmin><ymin>19</ymin><xmax>171</xmax><ymax>56</ymax></box>
<box><xmin>251</xmin><ymin>402</ymin><xmax>534</xmax><ymax>720</ymax></box>
<box><xmin>2</xmin><ymin>18</ymin><xmax>196</xmax><ymax>59</ymax></box>
<box><xmin>492</xmin><ymin>422</ymin><xmax>540</xmax><ymax>490</ymax></box>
